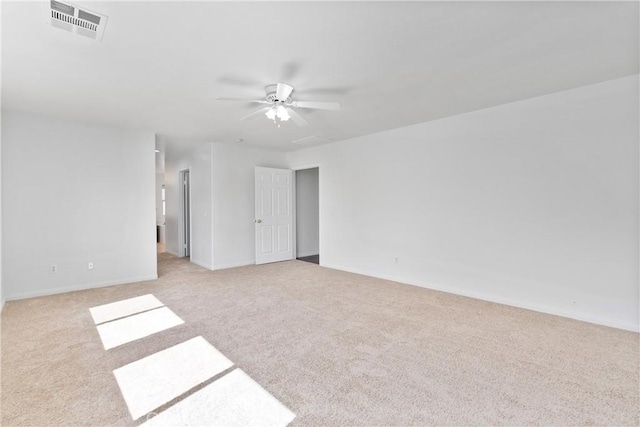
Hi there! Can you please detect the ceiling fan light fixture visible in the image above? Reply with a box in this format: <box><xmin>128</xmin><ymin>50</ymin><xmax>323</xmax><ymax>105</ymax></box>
<box><xmin>276</xmin><ymin>105</ymin><xmax>290</xmax><ymax>121</ymax></box>
<box><xmin>265</xmin><ymin>107</ymin><xmax>277</xmax><ymax>121</ymax></box>
<box><xmin>265</xmin><ymin>104</ymin><xmax>291</xmax><ymax>123</ymax></box>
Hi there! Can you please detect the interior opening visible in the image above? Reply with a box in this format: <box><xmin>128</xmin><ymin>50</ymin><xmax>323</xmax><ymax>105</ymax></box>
<box><xmin>156</xmin><ymin>149</ymin><xmax>165</xmax><ymax>254</ymax></box>
<box><xmin>295</xmin><ymin>167</ymin><xmax>319</xmax><ymax>265</ymax></box>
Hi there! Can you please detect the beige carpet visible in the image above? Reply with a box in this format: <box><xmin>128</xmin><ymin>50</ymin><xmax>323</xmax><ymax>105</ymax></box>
<box><xmin>1</xmin><ymin>253</ymin><xmax>638</xmax><ymax>426</ymax></box>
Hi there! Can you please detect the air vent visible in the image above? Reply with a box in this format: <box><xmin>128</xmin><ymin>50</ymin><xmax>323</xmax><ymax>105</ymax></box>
<box><xmin>292</xmin><ymin>135</ymin><xmax>334</xmax><ymax>146</ymax></box>
<box><xmin>49</xmin><ymin>0</ymin><xmax>108</xmax><ymax>41</ymax></box>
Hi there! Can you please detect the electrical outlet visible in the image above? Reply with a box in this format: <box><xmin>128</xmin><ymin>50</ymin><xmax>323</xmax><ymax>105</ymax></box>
<box><xmin>395</xmin><ymin>257</ymin><xmax>399</xmax><ymax>264</ymax></box>
<box><xmin>88</xmin><ymin>262</ymin><xmax>94</xmax><ymax>270</ymax></box>
<box><xmin>50</xmin><ymin>264</ymin><xmax>57</xmax><ymax>274</ymax></box>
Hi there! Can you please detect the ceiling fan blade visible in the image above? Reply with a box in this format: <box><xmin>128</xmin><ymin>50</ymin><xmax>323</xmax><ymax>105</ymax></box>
<box><xmin>290</xmin><ymin>101</ymin><xmax>341</xmax><ymax>111</ymax></box>
<box><xmin>286</xmin><ymin>108</ymin><xmax>308</xmax><ymax>127</ymax></box>
<box><xmin>276</xmin><ymin>83</ymin><xmax>294</xmax><ymax>101</ymax></box>
<box><xmin>215</xmin><ymin>97</ymin><xmax>270</xmax><ymax>104</ymax></box>
<box><xmin>241</xmin><ymin>107</ymin><xmax>270</xmax><ymax>121</ymax></box>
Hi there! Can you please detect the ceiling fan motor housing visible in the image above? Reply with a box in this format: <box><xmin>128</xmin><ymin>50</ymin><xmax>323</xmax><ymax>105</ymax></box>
<box><xmin>265</xmin><ymin>84</ymin><xmax>293</xmax><ymax>104</ymax></box>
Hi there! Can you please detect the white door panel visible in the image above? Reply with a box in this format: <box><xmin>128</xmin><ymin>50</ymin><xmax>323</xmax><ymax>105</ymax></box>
<box><xmin>255</xmin><ymin>167</ymin><xmax>293</xmax><ymax>265</ymax></box>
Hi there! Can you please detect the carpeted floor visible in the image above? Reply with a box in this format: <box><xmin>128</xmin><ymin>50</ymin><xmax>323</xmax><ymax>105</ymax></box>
<box><xmin>1</xmin><ymin>253</ymin><xmax>639</xmax><ymax>426</ymax></box>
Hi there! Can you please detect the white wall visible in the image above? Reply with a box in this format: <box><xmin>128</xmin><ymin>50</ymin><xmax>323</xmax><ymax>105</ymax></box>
<box><xmin>164</xmin><ymin>143</ymin><xmax>213</xmax><ymax>269</ymax></box>
<box><xmin>156</xmin><ymin>173</ymin><xmax>165</xmax><ymax>226</ymax></box>
<box><xmin>155</xmin><ymin>171</ymin><xmax>165</xmax><ymax>246</ymax></box>
<box><xmin>164</xmin><ymin>142</ymin><xmax>287</xmax><ymax>270</ymax></box>
<box><xmin>164</xmin><ymin>150</ymin><xmax>182</xmax><ymax>256</ymax></box>
<box><xmin>0</xmin><ymin>110</ymin><xmax>4</xmax><ymax>310</ymax></box>
<box><xmin>2</xmin><ymin>110</ymin><xmax>157</xmax><ymax>299</ymax></box>
<box><xmin>287</xmin><ymin>75</ymin><xmax>639</xmax><ymax>331</ymax></box>
<box><xmin>296</xmin><ymin>168</ymin><xmax>319</xmax><ymax>257</ymax></box>
<box><xmin>211</xmin><ymin>143</ymin><xmax>287</xmax><ymax>269</ymax></box>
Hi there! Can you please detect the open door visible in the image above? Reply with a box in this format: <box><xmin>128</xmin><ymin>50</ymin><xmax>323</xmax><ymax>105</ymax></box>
<box><xmin>255</xmin><ymin>167</ymin><xmax>293</xmax><ymax>265</ymax></box>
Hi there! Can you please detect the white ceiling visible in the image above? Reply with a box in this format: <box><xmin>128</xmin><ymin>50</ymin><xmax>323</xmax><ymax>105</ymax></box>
<box><xmin>2</xmin><ymin>1</ymin><xmax>638</xmax><ymax>152</ymax></box>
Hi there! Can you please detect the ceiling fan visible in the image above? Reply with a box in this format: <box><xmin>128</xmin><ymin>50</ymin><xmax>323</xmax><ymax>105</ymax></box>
<box><xmin>216</xmin><ymin>83</ymin><xmax>340</xmax><ymax>127</ymax></box>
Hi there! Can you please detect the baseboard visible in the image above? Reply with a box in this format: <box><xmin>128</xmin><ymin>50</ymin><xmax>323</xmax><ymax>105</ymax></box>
<box><xmin>5</xmin><ymin>275</ymin><xmax>159</xmax><ymax>301</ymax></box>
<box><xmin>321</xmin><ymin>263</ymin><xmax>640</xmax><ymax>333</ymax></box>
<box><xmin>165</xmin><ymin>249</ymin><xmax>180</xmax><ymax>257</ymax></box>
<box><xmin>1</xmin><ymin>297</ymin><xmax>6</xmax><ymax>313</ymax></box>
<box><xmin>297</xmin><ymin>251</ymin><xmax>319</xmax><ymax>258</ymax></box>
<box><xmin>190</xmin><ymin>258</ymin><xmax>213</xmax><ymax>270</ymax></box>
<box><xmin>212</xmin><ymin>261</ymin><xmax>255</xmax><ymax>271</ymax></box>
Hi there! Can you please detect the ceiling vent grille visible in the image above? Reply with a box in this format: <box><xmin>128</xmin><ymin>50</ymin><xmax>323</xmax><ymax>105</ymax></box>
<box><xmin>49</xmin><ymin>0</ymin><xmax>108</xmax><ymax>41</ymax></box>
<box><xmin>292</xmin><ymin>135</ymin><xmax>334</xmax><ymax>146</ymax></box>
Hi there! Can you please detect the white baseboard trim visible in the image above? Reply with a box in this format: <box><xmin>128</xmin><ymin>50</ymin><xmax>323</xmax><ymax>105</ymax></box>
<box><xmin>212</xmin><ymin>261</ymin><xmax>255</xmax><ymax>271</ymax></box>
<box><xmin>190</xmin><ymin>258</ymin><xmax>213</xmax><ymax>270</ymax></box>
<box><xmin>165</xmin><ymin>249</ymin><xmax>180</xmax><ymax>257</ymax></box>
<box><xmin>5</xmin><ymin>275</ymin><xmax>159</xmax><ymax>301</ymax></box>
<box><xmin>1</xmin><ymin>297</ymin><xmax>6</xmax><ymax>312</ymax></box>
<box><xmin>296</xmin><ymin>251</ymin><xmax>319</xmax><ymax>258</ymax></box>
<box><xmin>321</xmin><ymin>263</ymin><xmax>639</xmax><ymax>333</ymax></box>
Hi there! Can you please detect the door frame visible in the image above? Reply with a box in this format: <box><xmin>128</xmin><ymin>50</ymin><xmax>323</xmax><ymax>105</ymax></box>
<box><xmin>292</xmin><ymin>164</ymin><xmax>320</xmax><ymax>263</ymax></box>
<box><xmin>178</xmin><ymin>168</ymin><xmax>192</xmax><ymax>258</ymax></box>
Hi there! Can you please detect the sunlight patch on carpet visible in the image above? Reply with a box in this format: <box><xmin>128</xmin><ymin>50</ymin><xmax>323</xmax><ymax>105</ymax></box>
<box><xmin>90</xmin><ymin>294</ymin><xmax>164</xmax><ymax>324</ymax></box>
<box><xmin>96</xmin><ymin>306</ymin><xmax>183</xmax><ymax>350</ymax></box>
<box><xmin>141</xmin><ymin>369</ymin><xmax>295</xmax><ymax>427</ymax></box>
<box><xmin>113</xmin><ymin>336</ymin><xmax>234</xmax><ymax>420</ymax></box>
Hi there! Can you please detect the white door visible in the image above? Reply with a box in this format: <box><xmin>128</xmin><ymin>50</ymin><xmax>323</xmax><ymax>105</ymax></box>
<box><xmin>255</xmin><ymin>167</ymin><xmax>293</xmax><ymax>265</ymax></box>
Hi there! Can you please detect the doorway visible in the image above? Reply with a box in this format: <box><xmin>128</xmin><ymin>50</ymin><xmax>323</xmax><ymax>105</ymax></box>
<box><xmin>179</xmin><ymin>169</ymin><xmax>191</xmax><ymax>258</ymax></box>
<box><xmin>295</xmin><ymin>167</ymin><xmax>319</xmax><ymax>265</ymax></box>
<box><xmin>155</xmin><ymin>149</ymin><xmax>166</xmax><ymax>254</ymax></box>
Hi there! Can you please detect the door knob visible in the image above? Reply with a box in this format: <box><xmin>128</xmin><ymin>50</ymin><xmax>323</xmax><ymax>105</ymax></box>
<box><xmin>255</xmin><ymin>219</ymin><xmax>262</xmax><ymax>223</ymax></box>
